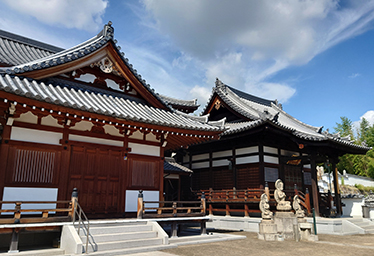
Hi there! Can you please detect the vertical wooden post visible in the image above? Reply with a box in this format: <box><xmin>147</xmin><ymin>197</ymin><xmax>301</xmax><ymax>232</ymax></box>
<box><xmin>201</xmin><ymin>192</ymin><xmax>206</xmax><ymax>215</ymax></box>
<box><xmin>14</xmin><ymin>202</ymin><xmax>21</xmax><ymax>221</ymax></box>
<box><xmin>209</xmin><ymin>204</ymin><xmax>213</xmax><ymax>216</ymax></box>
<box><xmin>310</xmin><ymin>152</ymin><xmax>320</xmax><ymax>216</ymax></box>
<box><xmin>331</xmin><ymin>160</ymin><xmax>342</xmax><ymax>216</ymax></box>
<box><xmin>244</xmin><ymin>204</ymin><xmax>249</xmax><ymax>218</ymax></box>
<box><xmin>225</xmin><ymin>204</ymin><xmax>230</xmax><ymax>217</ymax></box>
<box><xmin>305</xmin><ymin>188</ymin><xmax>311</xmax><ymax>214</ymax></box>
<box><xmin>294</xmin><ymin>184</ymin><xmax>298</xmax><ymax>196</ymax></box>
<box><xmin>70</xmin><ymin>188</ymin><xmax>78</xmax><ymax>222</ymax></box>
<box><xmin>137</xmin><ymin>190</ymin><xmax>143</xmax><ymax>219</ymax></box>
<box><xmin>172</xmin><ymin>201</ymin><xmax>177</xmax><ymax>217</ymax></box>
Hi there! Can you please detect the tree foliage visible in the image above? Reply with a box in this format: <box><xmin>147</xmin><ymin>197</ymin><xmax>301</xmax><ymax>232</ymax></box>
<box><xmin>334</xmin><ymin>116</ymin><xmax>374</xmax><ymax>179</ymax></box>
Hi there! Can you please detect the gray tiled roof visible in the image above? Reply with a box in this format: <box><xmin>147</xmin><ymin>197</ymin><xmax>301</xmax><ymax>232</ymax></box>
<box><xmin>164</xmin><ymin>157</ymin><xmax>193</xmax><ymax>174</ymax></box>
<box><xmin>213</xmin><ymin>79</ymin><xmax>369</xmax><ymax>150</ymax></box>
<box><xmin>0</xmin><ymin>29</ymin><xmax>63</xmax><ymax>66</ymax></box>
<box><xmin>0</xmin><ymin>22</ymin><xmax>171</xmax><ymax>110</ymax></box>
<box><xmin>0</xmin><ymin>74</ymin><xmax>223</xmax><ymax>131</ymax></box>
<box><xmin>158</xmin><ymin>94</ymin><xmax>199</xmax><ymax>108</ymax></box>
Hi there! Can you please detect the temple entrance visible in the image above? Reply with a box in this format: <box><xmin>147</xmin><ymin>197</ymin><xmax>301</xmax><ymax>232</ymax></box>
<box><xmin>68</xmin><ymin>145</ymin><xmax>123</xmax><ymax>215</ymax></box>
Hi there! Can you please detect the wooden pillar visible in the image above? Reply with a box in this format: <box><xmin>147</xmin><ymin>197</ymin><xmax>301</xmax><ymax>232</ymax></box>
<box><xmin>310</xmin><ymin>152</ymin><xmax>320</xmax><ymax>216</ymax></box>
<box><xmin>259</xmin><ymin>143</ymin><xmax>265</xmax><ymax>187</ymax></box>
<box><xmin>137</xmin><ymin>190</ymin><xmax>143</xmax><ymax>219</ymax></box>
<box><xmin>331</xmin><ymin>160</ymin><xmax>342</xmax><ymax>216</ymax></box>
<box><xmin>0</xmin><ymin>124</ymin><xmax>11</xmax><ymax>205</ymax></box>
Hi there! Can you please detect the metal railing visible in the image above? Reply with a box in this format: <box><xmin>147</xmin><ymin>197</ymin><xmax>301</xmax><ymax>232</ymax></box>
<box><xmin>72</xmin><ymin>199</ymin><xmax>97</xmax><ymax>253</ymax></box>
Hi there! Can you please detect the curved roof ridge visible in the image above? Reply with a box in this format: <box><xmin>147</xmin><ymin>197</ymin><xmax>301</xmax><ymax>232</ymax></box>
<box><xmin>271</xmin><ymin>102</ymin><xmax>323</xmax><ymax>133</ymax></box>
<box><xmin>158</xmin><ymin>94</ymin><xmax>199</xmax><ymax>107</ymax></box>
<box><xmin>0</xmin><ymin>22</ymin><xmax>172</xmax><ymax>111</ymax></box>
<box><xmin>0</xmin><ymin>29</ymin><xmax>64</xmax><ymax>53</ymax></box>
<box><xmin>174</xmin><ymin>109</ymin><xmax>209</xmax><ymax>123</ymax></box>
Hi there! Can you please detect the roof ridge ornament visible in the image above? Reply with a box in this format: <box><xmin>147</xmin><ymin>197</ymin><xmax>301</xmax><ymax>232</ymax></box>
<box><xmin>102</xmin><ymin>21</ymin><xmax>114</xmax><ymax>39</ymax></box>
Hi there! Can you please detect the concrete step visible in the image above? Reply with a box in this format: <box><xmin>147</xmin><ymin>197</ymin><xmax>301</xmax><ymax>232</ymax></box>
<box><xmin>81</xmin><ymin>230</ymin><xmax>158</xmax><ymax>243</ymax></box>
<box><xmin>87</xmin><ymin>244</ymin><xmax>177</xmax><ymax>256</ymax></box>
<box><xmin>0</xmin><ymin>248</ymin><xmax>65</xmax><ymax>256</ymax></box>
<box><xmin>89</xmin><ymin>237</ymin><xmax>163</xmax><ymax>252</ymax></box>
<box><xmin>88</xmin><ymin>223</ymin><xmax>153</xmax><ymax>235</ymax></box>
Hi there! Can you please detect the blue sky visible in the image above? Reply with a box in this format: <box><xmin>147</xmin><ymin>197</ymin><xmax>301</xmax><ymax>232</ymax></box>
<box><xmin>1</xmin><ymin>0</ymin><xmax>374</xmax><ymax>134</ymax></box>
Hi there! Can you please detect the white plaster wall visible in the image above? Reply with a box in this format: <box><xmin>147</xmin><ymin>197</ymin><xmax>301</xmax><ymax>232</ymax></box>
<box><xmin>264</xmin><ymin>155</ymin><xmax>279</xmax><ymax>164</ymax></box>
<box><xmin>69</xmin><ymin>134</ymin><xmax>123</xmax><ymax>147</ymax></box>
<box><xmin>104</xmin><ymin>125</ymin><xmax>123</xmax><ymax>137</ymax></box>
<box><xmin>192</xmin><ymin>153</ymin><xmax>209</xmax><ymax>161</ymax></box>
<box><xmin>192</xmin><ymin>161</ymin><xmax>209</xmax><ymax>169</ymax></box>
<box><xmin>2</xmin><ymin>187</ymin><xmax>58</xmax><ymax>215</ymax></box>
<box><xmin>263</xmin><ymin>146</ymin><xmax>278</xmax><ymax>154</ymax></box>
<box><xmin>41</xmin><ymin>115</ymin><xmax>64</xmax><ymax>128</ymax></box>
<box><xmin>11</xmin><ymin>127</ymin><xmax>62</xmax><ymax>145</ymax></box>
<box><xmin>125</xmin><ymin>190</ymin><xmax>159</xmax><ymax>212</ymax></box>
<box><xmin>236</xmin><ymin>155</ymin><xmax>258</xmax><ymax>165</ymax></box>
<box><xmin>146</xmin><ymin>133</ymin><xmax>160</xmax><ymax>142</ymax></box>
<box><xmin>14</xmin><ymin>111</ymin><xmax>37</xmax><ymax>124</ymax></box>
<box><xmin>212</xmin><ymin>159</ymin><xmax>230</xmax><ymax>167</ymax></box>
<box><xmin>70</xmin><ymin>120</ymin><xmax>94</xmax><ymax>131</ymax></box>
<box><xmin>342</xmin><ymin>198</ymin><xmax>364</xmax><ymax>217</ymax></box>
<box><xmin>236</xmin><ymin>146</ymin><xmax>258</xmax><ymax>155</ymax></box>
<box><xmin>212</xmin><ymin>150</ymin><xmax>232</xmax><ymax>158</ymax></box>
<box><xmin>129</xmin><ymin>130</ymin><xmax>143</xmax><ymax>140</ymax></box>
<box><xmin>128</xmin><ymin>142</ymin><xmax>160</xmax><ymax>157</ymax></box>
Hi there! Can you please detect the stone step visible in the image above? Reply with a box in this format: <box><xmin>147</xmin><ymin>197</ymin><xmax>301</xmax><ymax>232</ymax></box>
<box><xmin>81</xmin><ymin>230</ymin><xmax>158</xmax><ymax>243</ymax></box>
<box><xmin>0</xmin><ymin>248</ymin><xmax>65</xmax><ymax>256</ymax></box>
<box><xmin>87</xmin><ymin>244</ymin><xmax>177</xmax><ymax>256</ymax></box>
<box><xmin>88</xmin><ymin>237</ymin><xmax>163</xmax><ymax>252</ymax></box>
<box><xmin>88</xmin><ymin>224</ymin><xmax>153</xmax><ymax>235</ymax></box>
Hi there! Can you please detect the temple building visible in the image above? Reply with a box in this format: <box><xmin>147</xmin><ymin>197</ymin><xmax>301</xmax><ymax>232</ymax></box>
<box><xmin>0</xmin><ymin>22</ymin><xmax>224</xmax><ymax>217</ymax></box>
<box><xmin>177</xmin><ymin>79</ymin><xmax>369</xmax><ymax>216</ymax></box>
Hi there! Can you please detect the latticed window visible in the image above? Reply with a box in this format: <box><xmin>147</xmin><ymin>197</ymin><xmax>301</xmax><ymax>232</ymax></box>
<box><xmin>12</xmin><ymin>149</ymin><xmax>56</xmax><ymax>183</ymax></box>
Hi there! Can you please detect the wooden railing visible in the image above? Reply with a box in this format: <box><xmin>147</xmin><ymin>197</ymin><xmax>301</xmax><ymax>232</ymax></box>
<box><xmin>194</xmin><ymin>186</ymin><xmax>312</xmax><ymax>217</ymax></box>
<box><xmin>137</xmin><ymin>190</ymin><xmax>206</xmax><ymax>219</ymax></box>
<box><xmin>294</xmin><ymin>187</ymin><xmax>312</xmax><ymax>215</ymax></box>
<box><xmin>0</xmin><ymin>200</ymin><xmax>73</xmax><ymax>224</ymax></box>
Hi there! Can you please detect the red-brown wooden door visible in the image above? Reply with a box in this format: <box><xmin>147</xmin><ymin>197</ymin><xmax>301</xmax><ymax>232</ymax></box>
<box><xmin>68</xmin><ymin>145</ymin><xmax>123</xmax><ymax>214</ymax></box>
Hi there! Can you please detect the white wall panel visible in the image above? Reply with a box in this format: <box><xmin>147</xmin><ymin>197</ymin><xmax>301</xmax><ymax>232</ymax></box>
<box><xmin>192</xmin><ymin>161</ymin><xmax>209</xmax><ymax>169</ymax></box>
<box><xmin>128</xmin><ymin>142</ymin><xmax>160</xmax><ymax>157</ymax></box>
<box><xmin>15</xmin><ymin>111</ymin><xmax>37</xmax><ymax>124</ymax></box>
<box><xmin>125</xmin><ymin>190</ymin><xmax>159</xmax><ymax>212</ymax></box>
<box><xmin>212</xmin><ymin>150</ymin><xmax>232</xmax><ymax>158</ymax></box>
<box><xmin>212</xmin><ymin>159</ymin><xmax>230</xmax><ymax>167</ymax></box>
<box><xmin>236</xmin><ymin>146</ymin><xmax>258</xmax><ymax>155</ymax></box>
<box><xmin>69</xmin><ymin>134</ymin><xmax>123</xmax><ymax>147</ymax></box>
<box><xmin>192</xmin><ymin>153</ymin><xmax>209</xmax><ymax>161</ymax></box>
<box><xmin>2</xmin><ymin>187</ymin><xmax>58</xmax><ymax>215</ymax></box>
<box><xmin>11</xmin><ymin>127</ymin><xmax>62</xmax><ymax>145</ymax></box>
<box><xmin>236</xmin><ymin>155</ymin><xmax>259</xmax><ymax>164</ymax></box>
<box><xmin>264</xmin><ymin>155</ymin><xmax>279</xmax><ymax>164</ymax></box>
<box><xmin>41</xmin><ymin>115</ymin><xmax>64</xmax><ymax>128</ymax></box>
<box><xmin>263</xmin><ymin>146</ymin><xmax>278</xmax><ymax>154</ymax></box>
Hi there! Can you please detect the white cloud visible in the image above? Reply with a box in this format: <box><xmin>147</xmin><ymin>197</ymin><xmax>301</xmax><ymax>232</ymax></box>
<box><xmin>353</xmin><ymin>110</ymin><xmax>374</xmax><ymax>135</ymax></box>
<box><xmin>142</xmin><ymin>0</ymin><xmax>374</xmax><ymax>104</ymax></box>
<box><xmin>348</xmin><ymin>73</ymin><xmax>361</xmax><ymax>78</ymax></box>
<box><xmin>190</xmin><ymin>85</ymin><xmax>211</xmax><ymax>110</ymax></box>
<box><xmin>1</xmin><ymin>0</ymin><xmax>108</xmax><ymax>32</ymax></box>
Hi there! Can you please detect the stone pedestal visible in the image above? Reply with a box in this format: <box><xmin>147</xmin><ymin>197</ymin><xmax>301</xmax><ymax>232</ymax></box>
<box><xmin>273</xmin><ymin>211</ymin><xmax>298</xmax><ymax>239</ymax></box>
<box><xmin>258</xmin><ymin>220</ymin><xmax>278</xmax><ymax>241</ymax></box>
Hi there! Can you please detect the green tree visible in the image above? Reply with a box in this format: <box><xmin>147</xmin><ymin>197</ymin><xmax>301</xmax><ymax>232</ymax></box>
<box><xmin>334</xmin><ymin>116</ymin><xmax>354</xmax><ymax>138</ymax></box>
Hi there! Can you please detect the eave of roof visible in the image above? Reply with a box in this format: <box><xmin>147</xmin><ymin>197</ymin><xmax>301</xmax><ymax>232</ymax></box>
<box><xmin>0</xmin><ymin>74</ymin><xmax>224</xmax><ymax>133</ymax></box>
<box><xmin>210</xmin><ymin>79</ymin><xmax>369</xmax><ymax>152</ymax></box>
<box><xmin>0</xmin><ymin>22</ymin><xmax>172</xmax><ymax>110</ymax></box>
<box><xmin>164</xmin><ymin>157</ymin><xmax>193</xmax><ymax>174</ymax></box>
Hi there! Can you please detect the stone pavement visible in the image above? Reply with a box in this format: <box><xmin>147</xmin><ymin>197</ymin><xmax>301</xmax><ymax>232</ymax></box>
<box><xmin>128</xmin><ymin>231</ymin><xmax>374</xmax><ymax>256</ymax></box>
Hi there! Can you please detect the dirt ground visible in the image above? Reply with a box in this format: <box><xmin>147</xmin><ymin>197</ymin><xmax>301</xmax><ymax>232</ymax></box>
<box><xmin>162</xmin><ymin>232</ymin><xmax>374</xmax><ymax>256</ymax></box>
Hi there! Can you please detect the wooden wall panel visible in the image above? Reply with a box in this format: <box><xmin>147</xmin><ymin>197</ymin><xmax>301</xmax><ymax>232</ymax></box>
<box><xmin>68</xmin><ymin>145</ymin><xmax>122</xmax><ymax>214</ymax></box>
<box><xmin>4</xmin><ymin>145</ymin><xmax>61</xmax><ymax>187</ymax></box>
<box><xmin>128</xmin><ymin>157</ymin><xmax>160</xmax><ymax>190</ymax></box>
<box><xmin>213</xmin><ymin>168</ymin><xmax>233</xmax><ymax>189</ymax></box>
<box><xmin>236</xmin><ymin>164</ymin><xmax>260</xmax><ymax>189</ymax></box>
<box><xmin>191</xmin><ymin>169</ymin><xmax>210</xmax><ymax>190</ymax></box>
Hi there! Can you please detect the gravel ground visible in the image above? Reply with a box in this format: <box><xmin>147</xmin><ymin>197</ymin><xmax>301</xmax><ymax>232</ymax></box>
<box><xmin>161</xmin><ymin>232</ymin><xmax>374</xmax><ymax>256</ymax></box>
